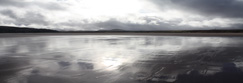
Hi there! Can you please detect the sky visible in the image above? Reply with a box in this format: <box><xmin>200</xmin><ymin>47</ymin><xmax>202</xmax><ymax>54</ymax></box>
<box><xmin>0</xmin><ymin>0</ymin><xmax>243</xmax><ymax>31</ymax></box>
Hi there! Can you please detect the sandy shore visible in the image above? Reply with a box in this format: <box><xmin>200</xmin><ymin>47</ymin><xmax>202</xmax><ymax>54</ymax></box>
<box><xmin>1</xmin><ymin>32</ymin><xmax>243</xmax><ymax>37</ymax></box>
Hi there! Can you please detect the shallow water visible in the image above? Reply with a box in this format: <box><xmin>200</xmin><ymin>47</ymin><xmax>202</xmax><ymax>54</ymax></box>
<box><xmin>0</xmin><ymin>35</ymin><xmax>243</xmax><ymax>83</ymax></box>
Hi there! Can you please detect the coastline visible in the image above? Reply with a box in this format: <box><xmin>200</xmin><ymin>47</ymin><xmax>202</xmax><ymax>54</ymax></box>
<box><xmin>1</xmin><ymin>32</ymin><xmax>243</xmax><ymax>37</ymax></box>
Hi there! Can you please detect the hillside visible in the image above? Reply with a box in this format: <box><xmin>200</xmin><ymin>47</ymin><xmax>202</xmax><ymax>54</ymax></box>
<box><xmin>0</xmin><ymin>26</ymin><xmax>58</xmax><ymax>33</ymax></box>
<box><xmin>1</xmin><ymin>26</ymin><xmax>243</xmax><ymax>33</ymax></box>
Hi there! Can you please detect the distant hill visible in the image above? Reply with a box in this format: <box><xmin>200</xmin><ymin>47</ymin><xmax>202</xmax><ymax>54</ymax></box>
<box><xmin>1</xmin><ymin>26</ymin><xmax>243</xmax><ymax>33</ymax></box>
<box><xmin>0</xmin><ymin>26</ymin><xmax>58</xmax><ymax>33</ymax></box>
<box><xmin>98</xmin><ymin>29</ymin><xmax>125</xmax><ymax>31</ymax></box>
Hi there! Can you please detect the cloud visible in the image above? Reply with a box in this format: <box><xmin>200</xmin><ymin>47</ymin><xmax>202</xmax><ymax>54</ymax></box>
<box><xmin>0</xmin><ymin>9</ymin><xmax>49</xmax><ymax>27</ymax></box>
<box><xmin>16</xmin><ymin>12</ymin><xmax>49</xmax><ymax>26</ymax></box>
<box><xmin>55</xmin><ymin>17</ymin><xmax>197</xmax><ymax>31</ymax></box>
<box><xmin>0</xmin><ymin>0</ymin><xmax>243</xmax><ymax>30</ymax></box>
<box><xmin>0</xmin><ymin>10</ymin><xmax>17</xmax><ymax>19</ymax></box>
<box><xmin>0</xmin><ymin>0</ymin><xmax>66</xmax><ymax>10</ymax></box>
<box><xmin>151</xmin><ymin>0</ymin><xmax>243</xmax><ymax>18</ymax></box>
<box><xmin>0</xmin><ymin>0</ymin><xmax>27</xmax><ymax>7</ymax></box>
<box><xmin>148</xmin><ymin>0</ymin><xmax>243</xmax><ymax>29</ymax></box>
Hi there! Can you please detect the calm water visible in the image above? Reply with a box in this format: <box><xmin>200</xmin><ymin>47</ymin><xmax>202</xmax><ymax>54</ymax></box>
<box><xmin>0</xmin><ymin>35</ymin><xmax>243</xmax><ymax>83</ymax></box>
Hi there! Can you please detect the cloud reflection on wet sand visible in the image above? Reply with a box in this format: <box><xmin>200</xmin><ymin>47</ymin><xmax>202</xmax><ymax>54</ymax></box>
<box><xmin>0</xmin><ymin>35</ymin><xmax>243</xmax><ymax>83</ymax></box>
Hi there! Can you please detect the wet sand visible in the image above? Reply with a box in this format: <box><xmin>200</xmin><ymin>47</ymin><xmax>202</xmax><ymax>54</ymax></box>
<box><xmin>0</xmin><ymin>34</ymin><xmax>243</xmax><ymax>83</ymax></box>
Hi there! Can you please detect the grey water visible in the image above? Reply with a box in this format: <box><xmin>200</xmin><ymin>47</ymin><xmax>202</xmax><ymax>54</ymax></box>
<box><xmin>0</xmin><ymin>35</ymin><xmax>243</xmax><ymax>83</ymax></box>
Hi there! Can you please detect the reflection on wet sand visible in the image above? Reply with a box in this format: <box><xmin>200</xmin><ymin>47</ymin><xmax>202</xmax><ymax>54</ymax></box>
<box><xmin>0</xmin><ymin>35</ymin><xmax>243</xmax><ymax>83</ymax></box>
<box><xmin>175</xmin><ymin>63</ymin><xmax>243</xmax><ymax>83</ymax></box>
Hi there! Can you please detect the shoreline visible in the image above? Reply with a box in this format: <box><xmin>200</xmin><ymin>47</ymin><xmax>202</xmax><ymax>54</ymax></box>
<box><xmin>1</xmin><ymin>32</ymin><xmax>243</xmax><ymax>37</ymax></box>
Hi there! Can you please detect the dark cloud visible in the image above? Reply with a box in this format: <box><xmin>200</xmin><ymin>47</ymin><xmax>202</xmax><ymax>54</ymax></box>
<box><xmin>151</xmin><ymin>0</ymin><xmax>243</xmax><ymax>18</ymax></box>
<box><xmin>34</xmin><ymin>2</ymin><xmax>66</xmax><ymax>10</ymax></box>
<box><xmin>0</xmin><ymin>9</ymin><xmax>49</xmax><ymax>26</ymax></box>
<box><xmin>58</xmin><ymin>18</ymin><xmax>196</xmax><ymax>31</ymax></box>
<box><xmin>94</xmin><ymin>19</ymin><xmax>169</xmax><ymax>31</ymax></box>
<box><xmin>0</xmin><ymin>0</ymin><xmax>66</xmax><ymax>10</ymax></box>
<box><xmin>0</xmin><ymin>10</ymin><xmax>17</xmax><ymax>19</ymax></box>
<box><xmin>0</xmin><ymin>0</ymin><xmax>27</xmax><ymax>7</ymax></box>
<box><xmin>16</xmin><ymin>12</ymin><xmax>49</xmax><ymax>26</ymax></box>
<box><xmin>233</xmin><ymin>24</ymin><xmax>243</xmax><ymax>29</ymax></box>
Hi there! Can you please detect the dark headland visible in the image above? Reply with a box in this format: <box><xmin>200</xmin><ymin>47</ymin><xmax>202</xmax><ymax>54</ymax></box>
<box><xmin>1</xmin><ymin>26</ymin><xmax>243</xmax><ymax>36</ymax></box>
<box><xmin>0</xmin><ymin>26</ymin><xmax>58</xmax><ymax>33</ymax></box>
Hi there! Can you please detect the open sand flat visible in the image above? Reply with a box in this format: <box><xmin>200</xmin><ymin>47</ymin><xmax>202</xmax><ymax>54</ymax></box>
<box><xmin>1</xmin><ymin>33</ymin><xmax>243</xmax><ymax>83</ymax></box>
